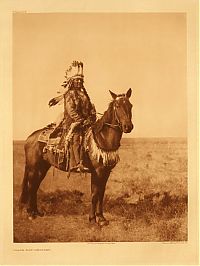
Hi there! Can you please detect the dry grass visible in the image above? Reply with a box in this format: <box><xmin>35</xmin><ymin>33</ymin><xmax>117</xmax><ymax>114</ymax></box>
<box><xmin>13</xmin><ymin>138</ymin><xmax>187</xmax><ymax>242</ymax></box>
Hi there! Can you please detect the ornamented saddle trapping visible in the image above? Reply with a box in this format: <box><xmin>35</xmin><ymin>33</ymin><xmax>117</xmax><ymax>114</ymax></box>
<box><xmin>38</xmin><ymin>124</ymin><xmax>74</xmax><ymax>171</ymax></box>
<box><xmin>38</xmin><ymin>124</ymin><xmax>57</xmax><ymax>143</ymax></box>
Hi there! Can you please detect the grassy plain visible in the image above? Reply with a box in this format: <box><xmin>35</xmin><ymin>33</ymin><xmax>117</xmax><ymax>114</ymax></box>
<box><xmin>13</xmin><ymin>138</ymin><xmax>187</xmax><ymax>242</ymax></box>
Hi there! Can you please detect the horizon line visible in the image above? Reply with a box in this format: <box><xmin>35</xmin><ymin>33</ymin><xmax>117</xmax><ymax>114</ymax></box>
<box><xmin>13</xmin><ymin>136</ymin><xmax>187</xmax><ymax>141</ymax></box>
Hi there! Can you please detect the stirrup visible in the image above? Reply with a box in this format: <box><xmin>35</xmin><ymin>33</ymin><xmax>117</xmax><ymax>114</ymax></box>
<box><xmin>79</xmin><ymin>161</ymin><xmax>90</xmax><ymax>172</ymax></box>
<box><xmin>71</xmin><ymin>163</ymin><xmax>89</xmax><ymax>173</ymax></box>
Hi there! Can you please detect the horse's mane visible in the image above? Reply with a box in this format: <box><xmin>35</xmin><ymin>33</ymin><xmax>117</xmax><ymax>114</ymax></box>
<box><xmin>92</xmin><ymin>94</ymin><xmax>126</xmax><ymax>133</ymax></box>
<box><xmin>92</xmin><ymin>101</ymin><xmax>114</xmax><ymax>133</ymax></box>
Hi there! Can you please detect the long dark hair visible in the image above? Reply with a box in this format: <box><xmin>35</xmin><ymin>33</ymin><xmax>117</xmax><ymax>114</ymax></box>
<box><xmin>68</xmin><ymin>79</ymin><xmax>93</xmax><ymax>111</ymax></box>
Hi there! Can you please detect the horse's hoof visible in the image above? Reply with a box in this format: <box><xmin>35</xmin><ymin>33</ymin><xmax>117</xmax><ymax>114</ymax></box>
<box><xmin>27</xmin><ymin>209</ymin><xmax>44</xmax><ymax>220</ymax></box>
<box><xmin>27</xmin><ymin>211</ymin><xmax>37</xmax><ymax>220</ymax></box>
<box><xmin>98</xmin><ymin>220</ymin><xmax>109</xmax><ymax>226</ymax></box>
<box><xmin>89</xmin><ymin>216</ymin><xmax>96</xmax><ymax>224</ymax></box>
<box><xmin>35</xmin><ymin>210</ymin><xmax>44</xmax><ymax>217</ymax></box>
<box><xmin>28</xmin><ymin>215</ymin><xmax>36</xmax><ymax>220</ymax></box>
<box><xmin>96</xmin><ymin>216</ymin><xmax>109</xmax><ymax>226</ymax></box>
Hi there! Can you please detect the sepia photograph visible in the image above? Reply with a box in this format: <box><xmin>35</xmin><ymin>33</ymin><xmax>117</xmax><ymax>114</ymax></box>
<box><xmin>13</xmin><ymin>12</ymin><xmax>188</xmax><ymax>243</ymax></box>
<box><xmin>0</xmin><ymin>0</ymin><xmax>199</xmax><ymax>265</ymax></box>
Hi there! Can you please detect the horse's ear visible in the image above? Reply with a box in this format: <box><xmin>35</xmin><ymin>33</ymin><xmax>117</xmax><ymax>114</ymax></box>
<box><xmin>126</xmin><ymin>88</ymin><xmax>132</xmax><ymax>98</ymax></box>
<box><xmin>109</xmin><ymin>90</ymin><xmax>117</xmax><ymax>100</ymax></box>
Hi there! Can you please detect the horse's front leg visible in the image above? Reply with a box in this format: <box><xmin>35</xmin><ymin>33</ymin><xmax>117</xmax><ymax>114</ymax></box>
<box><xmin>89</xmin><ymin>168</ymin><xmax>110</xmax><ymax>226</ymax></box>
<box><xmin>89</xmin><ymin>173</ymin><xmax>99</xmax><ymax>223</ymax></box>
<box><xmin>96</xmin><ymin>169</ymin><xmax>110</xmax><ymax>226</ymax></box>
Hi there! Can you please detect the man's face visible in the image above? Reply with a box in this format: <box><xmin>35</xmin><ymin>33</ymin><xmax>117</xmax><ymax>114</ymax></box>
<box><xmin>73</xmin><ymin>78</ymin><xmax>83</xmax><ymax>88</ymax></box>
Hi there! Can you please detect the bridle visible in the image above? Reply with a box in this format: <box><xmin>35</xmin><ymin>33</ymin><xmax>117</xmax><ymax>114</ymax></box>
<box><xmin>104</xmin><ymin>98</ymin><xmax>124</xmax><ymax>131</ymax></box>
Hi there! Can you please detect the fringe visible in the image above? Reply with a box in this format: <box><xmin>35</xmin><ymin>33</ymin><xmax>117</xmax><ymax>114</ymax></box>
<box><xmin>84</xmin><ymin>129</ymin><xmax>120</xmax><ymax>167</ymax></box>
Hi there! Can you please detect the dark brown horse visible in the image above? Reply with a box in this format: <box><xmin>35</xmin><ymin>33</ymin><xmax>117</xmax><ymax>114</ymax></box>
<box><xmin>19</xmin><ymin>88</ymin><xmax>133</xmax><ymax>226</ymax></box>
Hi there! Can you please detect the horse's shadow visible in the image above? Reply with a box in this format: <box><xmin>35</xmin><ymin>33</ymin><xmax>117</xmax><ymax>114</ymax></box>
<box><xmin>37</xmin><ymin>189</ymin><xmax>88</xmax><ymax>217</ymax></box>
<box><xmin>18</xmin><ymin>188</ymin><xmax>187</xmax><ymax>222</ymax></box>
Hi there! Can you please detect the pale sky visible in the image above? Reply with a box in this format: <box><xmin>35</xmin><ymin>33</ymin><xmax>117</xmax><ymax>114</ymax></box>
<box><xmin>13</xmin><ymin>13</ymin><xmax>187</xmax><ymax>139</ymax></box>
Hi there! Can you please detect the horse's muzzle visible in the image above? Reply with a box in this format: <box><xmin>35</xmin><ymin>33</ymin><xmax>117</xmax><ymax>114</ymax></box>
<box><xmin>123</xmin><ymin>122</ymin><xmax>134</xmax><ymax>133</ymax></box>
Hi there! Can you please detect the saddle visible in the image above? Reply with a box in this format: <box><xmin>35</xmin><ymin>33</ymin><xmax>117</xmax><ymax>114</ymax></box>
<box><xmin>38</xmin><ymin>123</ymin><xmax>78</xmax><ymax>172</ymax></box>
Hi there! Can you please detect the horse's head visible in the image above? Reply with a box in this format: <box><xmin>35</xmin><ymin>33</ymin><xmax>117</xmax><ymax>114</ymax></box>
<box><xmin>109</xmin><ymin>88</ymin><xmax>134</xmax><ymax>133</ymax></box>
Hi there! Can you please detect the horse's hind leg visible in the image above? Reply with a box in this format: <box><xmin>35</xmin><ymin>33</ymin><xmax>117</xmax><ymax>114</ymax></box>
<box><xmin>19</xmin><ymin>165</ymin><xmax>30</xmax><ymax>210</ymax></box>
<box><xmin>27</xmin><ymin>161</ymin><xmax>50</xmax><ymax>219</ymax></box>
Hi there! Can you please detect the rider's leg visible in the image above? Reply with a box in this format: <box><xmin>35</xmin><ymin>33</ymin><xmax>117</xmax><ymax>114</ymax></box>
<box><xmin>72</xmin><ymin>133</ymin><xmax>89</xmax><ymax>172</ymax></box>
<box><xmin>72</xmin><ymin>133</ymin><xmax>81</xmax><ymax>165</ymax></box>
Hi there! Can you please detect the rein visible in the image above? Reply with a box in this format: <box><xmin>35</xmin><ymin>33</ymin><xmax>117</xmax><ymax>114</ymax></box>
<box><xmin>104</xmin><ymin>122</ymin><xmax>121</xmax><ymax>129</ymax></box>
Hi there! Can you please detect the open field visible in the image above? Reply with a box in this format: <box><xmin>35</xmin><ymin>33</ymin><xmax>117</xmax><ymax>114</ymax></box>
<box><xmin>13</xmin><ymin>138</ymin><xmax>187</xmax><ymax>242</ymax></box>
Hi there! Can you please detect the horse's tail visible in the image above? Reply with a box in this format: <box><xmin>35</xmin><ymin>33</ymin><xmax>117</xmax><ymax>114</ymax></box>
<box><xmin>19</xmin><ymin>165</ymin><xmax>29</xmax><ymax>209</ymax></box>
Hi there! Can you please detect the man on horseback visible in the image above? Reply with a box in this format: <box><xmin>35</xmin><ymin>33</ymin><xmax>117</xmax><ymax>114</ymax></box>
<box><xmin>49</xmin><ymin>61</ymin><xmax>96</xmax><ymax>172</ymax></box>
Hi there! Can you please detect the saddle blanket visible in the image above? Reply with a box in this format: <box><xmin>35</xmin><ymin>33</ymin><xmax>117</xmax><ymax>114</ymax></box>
<box><xmin>38</xmin><ymin>125</ymin><xmax>61</xmax><ymax>146</ymax></box>
<box><xmin>38</xmin><ymin>124</ymin><xmax>76</xmax><ymax>171</ymax></box>
<box><xmin>38</xmin><ymin>122</ymin><xmax>76</xmax><ymax>146</ymax></box>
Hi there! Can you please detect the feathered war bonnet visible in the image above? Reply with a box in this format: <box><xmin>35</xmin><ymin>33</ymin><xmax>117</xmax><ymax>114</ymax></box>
<box><xmin>48</xmin><ymin>60</ymin><xmax>84</xmax><ymax>107</ymax></box>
